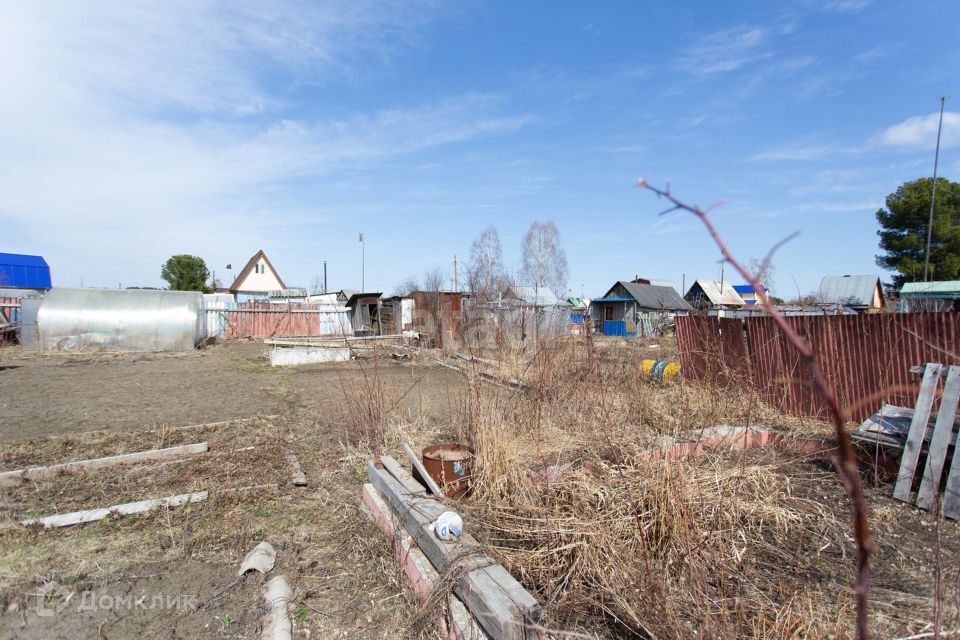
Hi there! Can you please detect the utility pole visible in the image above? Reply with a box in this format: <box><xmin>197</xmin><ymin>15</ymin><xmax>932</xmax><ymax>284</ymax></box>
<box><xmin>923</xmin><ymin>96</ymin><xmax>947</xmax><ymax>283</ymax></box>
<box><xmin>323</xmin><ymin>261</ymin><xmax>327</xmax><ymax>294</ymax></box>
<box><xmin>359</xmin><ymin>232</ymin><xmax>365</xmax><ymax>291</ymax></box>
<box><xmin>453</xmin><ymin>255</ymin><xmax>458</xmax><ymax>293</ymax></box>
<box><xmin>719</xmin><ymin>259</ymin><xmax>725</xmax><ymax>307</ymax></box>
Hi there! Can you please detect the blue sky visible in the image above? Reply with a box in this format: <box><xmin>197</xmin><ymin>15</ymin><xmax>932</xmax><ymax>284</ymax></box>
<box><xmin>1</xmin><ymin>1</ymin><xmax>958</xmax><ymax>298</ymax></box>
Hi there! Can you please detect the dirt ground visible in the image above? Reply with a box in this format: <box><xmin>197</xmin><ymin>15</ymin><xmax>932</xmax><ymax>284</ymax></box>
<box><xmin>0</xmin><ymin>341</ymin><xmax>467</xmax><ymax>639</ymax></box>
<box><xmin>1</xmin><ymin>339</ymin><xmax>958</xmax><ymax>639</ymax></box>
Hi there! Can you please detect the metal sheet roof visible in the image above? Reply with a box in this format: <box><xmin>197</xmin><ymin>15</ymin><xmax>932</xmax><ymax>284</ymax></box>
<box><xmin>900</xmin><ymin>281</ymin><xmax>960</xmax><ymax>298</ymax></box>
<box><xmin>647</xmin><ymin>279</ymin><xmax>679</xmax><ymax>292</ymax></box>
<box><xmin>0</xmin><ymin>253</ymin><xmax>51</xmax><ymax>289</ymax></box>
<box><xmin>503</xmin><ymin>286</ymin><xmax>567</xmax><ymax>307</ymax></box>
<box><xmin>686</xmin><ymin>280</ymin><xmax>745</xmax><ymax>306</ymax></box>
<box><xmin>732</xmin><ymin>284</ymin><xmax>768</xmax><ymax>294</ymax></box>
<box><xmin>819</xmin><ymin>275</ymin><xmax>881</xmax><ymax>307</ymax></box>
<box><xmin>619</xmin><ymin>281</ymin><xmax>692</xmax><ymax>311</ymax></box>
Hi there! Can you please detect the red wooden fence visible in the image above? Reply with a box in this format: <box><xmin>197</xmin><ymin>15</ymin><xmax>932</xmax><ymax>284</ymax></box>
<box><xmin>223</xmin><ymin>303</ymin><xmax>336</xmax><ymax>338</ymax></box>
<box><xmin>677</xmin><ymin>312</ymin><xmax>960</xmax><ymax>422</ymax></box>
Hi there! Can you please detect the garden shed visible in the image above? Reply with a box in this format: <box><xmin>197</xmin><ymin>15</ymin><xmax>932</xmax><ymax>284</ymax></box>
<box><xmin>591</xmin><ymin>281</ymin><xmax>691</xmax><ymax>336</ymax></box>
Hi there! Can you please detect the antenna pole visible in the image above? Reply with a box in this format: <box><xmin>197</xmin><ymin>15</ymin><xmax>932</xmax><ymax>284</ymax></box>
<box><xmin>923</xmin><ymin>96</ymin><xmax>946</xmax><ymax>282</ymax></box>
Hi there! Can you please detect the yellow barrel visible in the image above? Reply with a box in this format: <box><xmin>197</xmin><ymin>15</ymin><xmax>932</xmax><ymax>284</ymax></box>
<box><xmin>640</xmin><ymin>359</ymin><xmax>680</xmax><ymax>382</ymax></box>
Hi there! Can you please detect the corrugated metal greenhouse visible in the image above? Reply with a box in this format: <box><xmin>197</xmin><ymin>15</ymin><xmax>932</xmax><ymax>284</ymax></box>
<box><xmin>35</xmin><ymin>288</ymin><xmax>204</xmax><ymax>352</ymax></box>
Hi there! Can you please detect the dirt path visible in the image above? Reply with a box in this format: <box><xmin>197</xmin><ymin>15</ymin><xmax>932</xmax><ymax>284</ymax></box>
<box><xmin>0</xmin><ymin>342</ymin><xmax>467</xmax><ymax>638</ymax></box>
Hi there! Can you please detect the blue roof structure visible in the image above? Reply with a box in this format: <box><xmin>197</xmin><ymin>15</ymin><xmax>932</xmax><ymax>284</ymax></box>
<box><xmin>732</xmin><ymin>284</ymin><xmax>768</xmax><ymax>294</ymax></box>
<box><xmin>0</xmin><ymin>253</ymin><xmax>52</xmax><ymax>289</ymax></box>
<box><xmin>732</xmin><ymin>284</ymin><xmax>769</xmax><ymax>304</ymax></box>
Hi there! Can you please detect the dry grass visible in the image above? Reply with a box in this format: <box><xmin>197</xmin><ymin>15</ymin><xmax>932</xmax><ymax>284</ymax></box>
<box><xmin>367</xmin><ymin>337</ymin><xmax>959</xmax><ymax>639</ymax></box>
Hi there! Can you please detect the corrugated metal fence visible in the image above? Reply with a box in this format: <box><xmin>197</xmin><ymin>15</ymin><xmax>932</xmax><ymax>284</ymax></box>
<box><xmin>676</xmin><ymin>312</ymin><xmax>960</xmax><ymax>422</ymax></box>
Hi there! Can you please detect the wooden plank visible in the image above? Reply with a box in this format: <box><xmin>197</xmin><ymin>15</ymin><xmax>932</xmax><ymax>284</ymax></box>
<box><xmin>0</xmin><ymin>442</ymin><xmax>209</xmax><ymax>487</ymax></box>
<box><xmin>917</xmin><ymin>366</ymin><xmax>960</xmax><ymax>511</ymax></box>
<box><xmin>403</xmin><ymin>443</ymin><xmax>444</xmax><ymax>496</ymax></box>
<box><xmin>366</xmin><ymin>461</ymin><xmax>540</xmax><ymax>640</ymax></box>
<box><xmin>20</xmin><ymin>491</ymin><xmax>208</xmax><ymax>528</ymax></box>
<box><xmin>943</xmin><ymin>440</ymin><xmax>960</xmax><ymax>520</ymax></box>
<box><xmin>361</xmin><ymin>483</ymin><xmax>489</xmax><ymax>639</ymax></box>
<box><xmin>893</xmin><ymin>363</ymin><xmax>942</xmax><ymax>502</ymax></box>
<box><xmin>381</xmin><ymin>455</ymin><xmax>426</xmax><ymax>496</ymax></box>
<box><xmin>282</xmin><ymin>448</ymin><xmax>308</xmax><ymax>486</ymax></box>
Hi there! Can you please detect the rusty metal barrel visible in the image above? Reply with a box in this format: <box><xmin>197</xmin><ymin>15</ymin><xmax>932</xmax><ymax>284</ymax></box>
<box><xmin>420</xmin><ymin>443</ymin><xmax>473</xmax><ymax>499</ymax></box>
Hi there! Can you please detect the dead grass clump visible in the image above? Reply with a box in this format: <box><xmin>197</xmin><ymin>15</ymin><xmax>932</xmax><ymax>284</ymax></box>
<box><xmin>438</xmin><ymin>337</ymin><xmax>861</xmax><ymax>638</ymax></box>
<box><xmin>464</xmin><ymin>446</ymin><xmax>851</xmax><ymax>638</ymax></box>
<box><xmin>337</xmin><ymin>359</ymin><xmax>391</xmax><ymax>449</ymax></box>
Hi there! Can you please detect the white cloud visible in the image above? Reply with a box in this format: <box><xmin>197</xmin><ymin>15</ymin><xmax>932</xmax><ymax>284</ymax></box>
<box><xmin>0</xmin><ymin>1</ymin><xmax>532</xmax><ymax>286</ymax></box>
<box><xmin>822</xmin><ymin>0</ymin><xmax>873</xmax><ymax>13</ymax></box>
<box><xmin>678</xmin><ymin>26</ymin><xmax>772</xmax><ymax>75</ymax></box>
<box><xmin>750</xmin><ymin>143</ymin><xmax>865</xmax><ymax>162</ymax></box>
<box><xmin>878</xmin><ymin>111</ymin><xmax>960</xmax><ymax>149</ymax></box>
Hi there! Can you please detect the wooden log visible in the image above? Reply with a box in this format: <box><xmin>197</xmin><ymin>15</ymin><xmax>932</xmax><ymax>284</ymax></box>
<box><xmin>361</xmin><ymin>483</ymin><xmax>489</xmax><ymax>639</ymax></box>
<box><xmin>403</xmin><ymin>443</ymin><xmax>444</xmax><ymax>496</ymax></box>
<box><xmin>917</xmin><ymin>366</ymin><xmax>960</xmax><ymax>511</ymax></box>
<box><xmin>20</xmin><ymin>491</ymin><xmax>208</xmax><ymax>528</ymax></box>
<box><xmin>282</xmin><ymin>448</ymin><xmax>308</xmax><ymax>486</ymax></box>
<box><xmin>381</xmin><ymin>455</ymin><xmax>426</xmax><ymax>496</ymax></box>
<box><xmin>894</xmin><ymin>364</ymin><xmax>942</xmax><ymax>502</ymax></box>
<box><xmin>367</xmin><ymin>461</ymin><xmax>540</xmax><ymax>640</ymax></box>
<box><xmin>0</xmin><ymin>442</ymin><xmax>209</xmax><ymax>487</ymax></box>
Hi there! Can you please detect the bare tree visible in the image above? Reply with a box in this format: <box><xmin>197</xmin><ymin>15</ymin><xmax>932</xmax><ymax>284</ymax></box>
<box><xmin>309</xmin><ymin>275</ymin><xmax>323</xmax><ymax>295</ymax></box>
<box><xmin>520</xmin><ymin>220</ymin><xmax>568</xmax><ymax>294</ymax></box>
<box><xmin>638</xmin><ymin>178</ymin><xmax>873</xmax><ymax>640</ymax></box>
<box><xmin>467</xmin><ymin>226</ymin><xmax>507</xmax><ymax>301</ymax></box>
<box><xmin>747</xmin><ymin>256</ymin><xmax>776</xmax><ymax>291</ymax></box>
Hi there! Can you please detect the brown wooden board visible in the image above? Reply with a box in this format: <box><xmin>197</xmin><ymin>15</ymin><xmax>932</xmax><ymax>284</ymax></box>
<box><xmin>893</xmin><ymin>364</ymin><xmax>942</xmax><ymax>503</ymax></box>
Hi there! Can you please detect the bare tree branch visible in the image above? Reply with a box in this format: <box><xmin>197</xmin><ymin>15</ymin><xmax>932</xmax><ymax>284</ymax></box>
<box><xmin>637</xmin><ymin>177</ymin><xmax>876</xmax><ymax>640</ymax></box>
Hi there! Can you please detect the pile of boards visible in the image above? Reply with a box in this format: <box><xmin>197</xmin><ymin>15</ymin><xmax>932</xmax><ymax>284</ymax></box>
<box><xmin>361</xmin><ymin>456</ymin><xmax>541</xmax><ymax>640</ymax></box>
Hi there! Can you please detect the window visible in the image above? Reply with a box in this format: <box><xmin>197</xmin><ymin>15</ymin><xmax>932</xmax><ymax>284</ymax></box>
<box><xmin>604</xmin><ymin>306</ymin><xmax>613</xmax><ymax>321</ymax></box>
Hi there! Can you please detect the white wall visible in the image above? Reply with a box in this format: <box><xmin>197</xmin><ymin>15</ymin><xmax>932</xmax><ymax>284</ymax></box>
<box><xmin>235</xmin><ymin>257</ymin><xmax>283</xmax><ymax>292</ymax></box>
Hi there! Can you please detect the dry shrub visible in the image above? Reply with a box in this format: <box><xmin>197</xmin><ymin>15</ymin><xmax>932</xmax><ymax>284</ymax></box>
<box><xmin>337</xmin><ymin>358</ymin><xmax>390</xmax><ymax>449</ymax></box>
<box><xmin>452</xmin><ymin>338</ymin><xmax>854</xmax><ymax>638</ymax></box>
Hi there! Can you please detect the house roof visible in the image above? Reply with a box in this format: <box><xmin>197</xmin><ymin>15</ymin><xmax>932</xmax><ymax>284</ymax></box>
<box><xmin>732</xmin><ymin>284</ymin><xmax>769</xmax><ymax>294</ymax></box>
<box><xmin>819</xmin><ymin>275</ymin><xmax>882</xmax><ymax>307</ymax></box>
<box><xmin>598</xmin><ymin>281</ymin><xmax>691</xmax><ymax>311</ymax></box>
<box><xmin>900</xmin><ymin>281</ymin><xmax>960</xmax><ymax>298</ymax></box>
<box><xmin>0</xmin><ymin>253</ymin><xmax>51</xmax><ymax>289</ymax></box>
<box><xmin>503</xmin><ymin>286</ymin><xmax>566</xmax><ymax>306</ymax></box>
<box><xmin>686</xmin><ymin>280</ymin><xmax>745</xmax><ymax>306</ymax></box>
<box><xmin>345</xmin><ymin>292</ymin><xmax>382</xmax><ymax>306</ymax></box>
<box><xmin>229</xmin><ymin>250</ymin><xmax>286</xmax><ymax>292</ymax></box>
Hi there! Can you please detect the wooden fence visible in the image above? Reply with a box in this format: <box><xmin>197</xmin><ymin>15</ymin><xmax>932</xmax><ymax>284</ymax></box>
<box><xmin>218</xmin><ymin>302</ymin><xmax>352</xmax><ymax>339</ymax></box>
<box><xmin>676</xmin><ymin>312</ymin><xmax>960</xmax><ymax>422</ymax></box>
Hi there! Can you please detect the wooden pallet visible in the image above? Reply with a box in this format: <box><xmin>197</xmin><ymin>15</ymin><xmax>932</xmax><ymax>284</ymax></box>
<box><xmin>892</xmin><ymin>363</ymin><xmax>960</xmax><ymax>519</ymax></box>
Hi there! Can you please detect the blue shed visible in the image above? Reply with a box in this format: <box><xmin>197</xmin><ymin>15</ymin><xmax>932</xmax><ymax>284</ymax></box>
<box><xmin>0</xmin><ymin>253</ymin><xmax>52</xmax><ymax>289</ymax></box>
